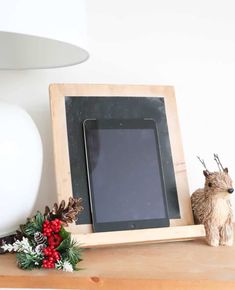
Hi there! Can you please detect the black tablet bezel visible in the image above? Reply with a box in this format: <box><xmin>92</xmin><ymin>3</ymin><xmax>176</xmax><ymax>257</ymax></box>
<box><xmin>83</xmin><ymin>119</ymin><xmax>169</xmax><ymax>232</ymax></box>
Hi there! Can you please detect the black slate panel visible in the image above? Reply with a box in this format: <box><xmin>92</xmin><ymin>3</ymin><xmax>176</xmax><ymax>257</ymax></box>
<box><xmin>65</xmin><ymin>97</ymin><xmax>180</xmax><ymax>224</ymax></box>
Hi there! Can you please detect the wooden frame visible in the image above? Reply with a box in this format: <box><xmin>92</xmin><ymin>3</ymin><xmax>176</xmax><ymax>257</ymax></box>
<box><xmin>49</xmin><ymin>84</ymin><xmax>205</xmax><ymax>247</ymax></box>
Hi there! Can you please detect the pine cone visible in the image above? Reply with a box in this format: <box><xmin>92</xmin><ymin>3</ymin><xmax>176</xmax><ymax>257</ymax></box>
<box><xmin>44</xmin><ymin>197</ymin><xmax>83</xmax><ymax>226</ymax></box>
<box><xmin>34</xmin><ymin>232</ymin><xmax>47</xmax><ymax>245</ymax></box>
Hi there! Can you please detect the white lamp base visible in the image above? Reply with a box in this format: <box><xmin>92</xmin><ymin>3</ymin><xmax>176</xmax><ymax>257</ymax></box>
<box><xmin>0</xmin><ymin>101</ymin><xmax>42</xmax><ymax>236</ymax></box>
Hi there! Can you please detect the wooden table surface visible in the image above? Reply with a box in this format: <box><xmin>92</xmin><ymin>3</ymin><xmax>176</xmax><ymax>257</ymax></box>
<box><xmin>1</xmin><ymin>237</ymin><xmax>235</xmax><ymax>290</ymax></box>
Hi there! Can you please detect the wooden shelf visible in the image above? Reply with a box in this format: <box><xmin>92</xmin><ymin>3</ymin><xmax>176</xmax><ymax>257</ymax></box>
<box><xmin>1</xmin><ymin>235</ymin><xmax>235</xmax><ymax>289</ymax></box>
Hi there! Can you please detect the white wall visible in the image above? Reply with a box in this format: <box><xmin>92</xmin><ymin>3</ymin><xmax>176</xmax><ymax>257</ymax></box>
<box><xmin>1</xmin><ymin>0</ymin><xmax>235</xmax><ymax>213</ymax></box>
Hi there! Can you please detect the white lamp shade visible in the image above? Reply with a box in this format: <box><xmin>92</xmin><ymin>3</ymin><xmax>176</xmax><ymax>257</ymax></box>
<box><xmin>0</xmin><ymin>0</ymin><xmax>89</xmax><ymax>69</ymax></box>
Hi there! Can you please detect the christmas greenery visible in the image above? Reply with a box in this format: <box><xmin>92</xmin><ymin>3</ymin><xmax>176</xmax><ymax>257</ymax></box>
<box><xmin>20</xmin><ymin>212</ymin><xmax>45</xmax><ymax>238</ymax></box>
<box><xmin>1</xmin><ymin>198</ymin><xmax>83</xmax><ymax>271</ymax></box>
<box><xmin>16</xmin><ymin>251</ymin><xmax>42</xmax><ymax>270</ymax></box>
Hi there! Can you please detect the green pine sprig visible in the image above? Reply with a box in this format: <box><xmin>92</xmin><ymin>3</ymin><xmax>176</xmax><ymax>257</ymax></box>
<box><xmin>63</xmin><ymin>239</ymin><xmax>83</xmax><ymax>267</ymax></box>
<box><xmin>20</xmin><ymin>212</ymin><xmax>45</xmax><ymax>238</ymax></box>
<box><xmin>57</xmin><ymin>226</ymin><xmax>82</xmax><ymax>269</ymax></box>
<box><xmin>16</xmin><ymin>251</ymin><xmax>43</xmax><ymax>270</ymax></box>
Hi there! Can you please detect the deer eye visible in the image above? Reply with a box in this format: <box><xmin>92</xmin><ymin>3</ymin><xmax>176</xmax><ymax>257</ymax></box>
<box><xmin>208</xmin><ymin>182</ymin><xmax>212</xmax><ymax>187</ymax></box>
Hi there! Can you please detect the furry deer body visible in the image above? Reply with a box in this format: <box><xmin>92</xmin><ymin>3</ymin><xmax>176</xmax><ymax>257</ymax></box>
<box><xmin>191</xmin><ymin>155</ymin><xmax>234</xmax><ymax>247</ymax></box>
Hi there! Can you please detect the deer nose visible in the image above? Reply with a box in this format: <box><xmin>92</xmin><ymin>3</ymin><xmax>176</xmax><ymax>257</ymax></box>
<box><xmin>228</xmin><ymin>188</ymin><xmax>234</xmax><ymax>194</ymax></box>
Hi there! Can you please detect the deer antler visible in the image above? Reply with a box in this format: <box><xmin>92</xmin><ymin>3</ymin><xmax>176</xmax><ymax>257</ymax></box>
<box><xmin>197</xmin><ymin>156</ymin><xmax>209</xmax><ymax>171</ymax></box>
<box><xmin>214</xmin><ymin>154</ymin><xmax>224</xmax><ymax>172</ymax></box>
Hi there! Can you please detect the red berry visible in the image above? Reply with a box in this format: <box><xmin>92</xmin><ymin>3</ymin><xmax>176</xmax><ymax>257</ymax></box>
<box><xmin>50</xmin><ymin>219</ymin><xmax>62</xmax><ymax>233</ymax></box>
<box><xmin>47</xmin><ymin>233</ymin><xmax>62</xmax><ymax>248</ymax></box>
<box><xmin>53</xmin><ymin>250</ymin><xmax>60</xmax><ymax>262</ymax></box>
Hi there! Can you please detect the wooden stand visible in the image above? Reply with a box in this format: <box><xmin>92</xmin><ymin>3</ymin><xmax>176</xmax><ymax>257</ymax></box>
<box><xmin>49</xmin><ymin>84</ymin><xmax>205</xmax><ymax>246</ymax></box>
<box><xmin>73</xmin><ymin>225</ymin><xmax>205</xmax><ymax>248</ymax></box>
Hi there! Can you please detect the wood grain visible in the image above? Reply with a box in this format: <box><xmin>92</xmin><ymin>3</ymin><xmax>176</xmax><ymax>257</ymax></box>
<box><xmin>49</xmin><ymin>84</ymin><xmax>204</xmax><ymax>245</ymax></box>
<box><xmin>1</xmin><ymin>234</ymin><xmax>235</xmax><ymax>289</ymax></box>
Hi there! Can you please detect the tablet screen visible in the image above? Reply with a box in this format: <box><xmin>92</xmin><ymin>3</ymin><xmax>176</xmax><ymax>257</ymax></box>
<box><xmin>84</xmin><ymin>119</ymin><xmax>169</xmax><ymax>232</ymax></box>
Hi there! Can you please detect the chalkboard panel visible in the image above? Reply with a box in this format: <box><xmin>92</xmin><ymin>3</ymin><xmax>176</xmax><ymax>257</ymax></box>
<box><xmin>65</xmin><ymin>96</ymin><xmax>180</xmax><ymax>224</ymax></box>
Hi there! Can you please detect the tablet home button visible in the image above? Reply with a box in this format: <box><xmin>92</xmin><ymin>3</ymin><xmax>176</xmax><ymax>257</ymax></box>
<box><xmin>130</xmin><ymin>224</ymin><xmax>136</xmax><ymax>229</ymax></box>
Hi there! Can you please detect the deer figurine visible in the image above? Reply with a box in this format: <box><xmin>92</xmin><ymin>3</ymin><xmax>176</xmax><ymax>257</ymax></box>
<box><xmin>191</xmin><ymin>154</ymin><xmax>234</xmax><ymax>247</ymax></box>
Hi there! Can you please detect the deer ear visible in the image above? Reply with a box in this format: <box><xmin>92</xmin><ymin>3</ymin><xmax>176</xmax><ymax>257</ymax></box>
<box><xmin>224</xmin><ymin>167</ymin><xmax>228</xmax><ymax>173</ymax></box>
<box><xmin>203</xmin><ymin>170</ymin><xmax>210</xmax><ymax>177</ymax></box>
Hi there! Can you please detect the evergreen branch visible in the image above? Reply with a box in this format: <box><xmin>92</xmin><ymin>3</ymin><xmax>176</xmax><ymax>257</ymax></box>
<box><xmin>60</xmin><ymin>239</ymin><xmax>82</xmax><ymax>267</ymax></box>
<box><xmin>16</xmin><ymin>252</ymin><xmax>43</xmax><ymax>270</ymax></box>
<box><xmin>20</xmin><ymin>212</ymin><xmax>45</xmax><ymax>238</ymax></box>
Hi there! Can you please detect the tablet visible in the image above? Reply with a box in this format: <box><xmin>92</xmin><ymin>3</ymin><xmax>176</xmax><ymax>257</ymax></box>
<box><xmin>83</xmin><ymin>119</ymin><xmax>169</xmax><ymax>232</ymax></box>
